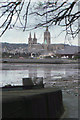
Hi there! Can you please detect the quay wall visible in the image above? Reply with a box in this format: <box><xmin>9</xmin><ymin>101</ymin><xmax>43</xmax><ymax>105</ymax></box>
<box><xmin>2</xmin><ymin>58</ymin><xmax>78</xmax><ymax>64</ymax></box>
<box><xmin>2</xmin><ymin>88</ymin><xmax>64</xmax><ymax>119</ymax></box>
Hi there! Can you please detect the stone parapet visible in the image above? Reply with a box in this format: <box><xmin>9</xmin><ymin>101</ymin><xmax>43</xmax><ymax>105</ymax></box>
<box><xmin>2</xmin><ymin>88</ymin><xmax>64</xmax><ymax>119</ymax></box>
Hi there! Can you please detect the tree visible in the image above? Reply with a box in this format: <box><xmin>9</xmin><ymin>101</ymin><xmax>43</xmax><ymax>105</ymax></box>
<box><xmin>30</xmin><ymin>0</ymin><xmax>80</xmax><ymax>38</ymax></box>
<box><xmin>0</xmin><ymin>0</ymin><xmax>80</xmax><ymax>38</ymax></box>
<box><xmin>0</xmin><ymin>0</ymin><xmax>31</xmax><ymax>37</ymax></box>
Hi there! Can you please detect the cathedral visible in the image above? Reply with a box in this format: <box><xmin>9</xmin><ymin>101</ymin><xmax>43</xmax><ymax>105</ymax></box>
<box><xmin>28</xmin><ymin>27</ymin><xmax>65</xmax><ymax>56</ymax></box>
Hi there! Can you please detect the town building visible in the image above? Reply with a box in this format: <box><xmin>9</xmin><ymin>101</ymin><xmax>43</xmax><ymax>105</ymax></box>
<box><xmin>56</xmin><ymin>45</ymin><xmax>80</xmax><ymax>58</ymax></box>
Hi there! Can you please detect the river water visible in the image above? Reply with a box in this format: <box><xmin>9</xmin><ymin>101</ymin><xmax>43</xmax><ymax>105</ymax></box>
<box><xmin>0</xmin><ymin>63</ymin><xmax>78</xmax><ymax>87</ymax></box>
<box><xmin>1</xmin><ymin>63</ymin><xmax>79</xmax><ymax>118</ymax></box>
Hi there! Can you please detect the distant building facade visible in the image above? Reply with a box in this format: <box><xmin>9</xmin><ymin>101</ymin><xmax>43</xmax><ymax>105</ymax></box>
<box><xmin>27</xmin><ymin>27</ymin><xmax>79</xmax><ymax>58</ymax></box>
<box><xmin>28</xmin><ymin>27</ymin><xmax>64</xmax><ymax>56</ymax></box>
<box><xmin>28</xmin><ymin>32</ymin><xmax>37</xmax><ymax>45</ymax></box>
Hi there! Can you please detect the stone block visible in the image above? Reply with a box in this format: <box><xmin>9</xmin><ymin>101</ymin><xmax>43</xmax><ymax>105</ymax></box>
<box><xmin>22</xmin><ymin>78</ymin><xmax>34</xmax><ymax>86</ymax></box>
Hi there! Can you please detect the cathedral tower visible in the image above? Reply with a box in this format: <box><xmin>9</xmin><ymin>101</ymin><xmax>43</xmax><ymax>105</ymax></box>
<box><xmin>33</xmin><ymin>33</ymin><xmax>37</xmax><ymax>44</ymax></box>
<box><xmin>44</xmin><ymin>26</ymin><xmax>51</xmax><ymax>45</ymax></box>
<box><xmin>28</xmin><ymin>32</ymin><xmax>33</xmax><ymax>45</ymax></box>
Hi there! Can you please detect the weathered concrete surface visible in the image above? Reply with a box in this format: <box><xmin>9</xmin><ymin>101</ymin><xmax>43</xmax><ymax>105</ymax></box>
<box><xmin>62</xmin><ymin>91</ymin><xmax>78</xmax><ymax>119</ymax></box>
<box><xmin>2</xmin><ymin>88</ymin><xmax>64</xmax><ymax>119</ymax></box>
<box><xmin>22</xmin><ymin>77</ymin><xmax>44</xmax><ymax>88</ymax></box>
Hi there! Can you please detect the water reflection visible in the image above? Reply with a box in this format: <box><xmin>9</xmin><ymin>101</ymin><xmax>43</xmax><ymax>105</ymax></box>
<box><xmin>28</xmin><ymin>67</ymin><xmax>37</xmax><ymax>78</ymax></box>
<box><xmin>1</xmin><ymin>64</ymin><xmax>78</xmax><ymax>87</ymax></box>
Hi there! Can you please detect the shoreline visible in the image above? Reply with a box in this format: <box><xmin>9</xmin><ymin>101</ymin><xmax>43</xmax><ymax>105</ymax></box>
<box><xmin>2</xmin><ymin>62</ymin><xmax>79</xmax><ymax>70</ymax></box>
<box><xmin>1</xmin><ymin>58</ymin><xmax>79</xmax><ymax>64</ymax></box>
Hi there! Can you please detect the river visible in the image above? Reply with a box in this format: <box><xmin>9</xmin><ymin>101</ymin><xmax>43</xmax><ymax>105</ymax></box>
<box><xmin>1</xmin><ymin>63</ymin><xmax>79</xmax><ymax>118</ymax></box>
<box><xmin>0</xmin><ymin>63</ymin><xmax>78</xmax><ymax>87</ymax></box>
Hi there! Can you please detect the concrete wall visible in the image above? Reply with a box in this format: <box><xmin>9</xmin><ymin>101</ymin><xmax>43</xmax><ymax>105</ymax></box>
<box><xmin>2</xmin><ymin>89</ymin><xmax>64</xmax><ymax>119</ymax></box>
<box><xmin>2</xmin><ymin>58</ymin><xmax>78</xmax><ymax>64</ymax></box>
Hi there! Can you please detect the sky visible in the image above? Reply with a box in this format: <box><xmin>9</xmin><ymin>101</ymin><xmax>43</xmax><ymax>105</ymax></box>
<box><xmin>1</xmin><ymin>25</ymin><xmax>78</xmax><ymax>46</ymax></box>
<box><xmin>0</xmin><ymin>0</ymin><xmax>79</xmax><ymax>46</ymax></box>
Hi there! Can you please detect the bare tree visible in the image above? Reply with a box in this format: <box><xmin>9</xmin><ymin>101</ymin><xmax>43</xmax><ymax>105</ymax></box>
<box><xmin>0</xmin><ymin>0</ymin><xmax>80</xmax><ymax>38</ymax></box>
<box><xmin>0</xmin><ymin>0</ymin><xmax>31</xmax><ymax>37</ymax></box>
<box><xmin>30</xmin><ymin>0</ymin><xmax>80</xmax><ymax>38</ymax></box>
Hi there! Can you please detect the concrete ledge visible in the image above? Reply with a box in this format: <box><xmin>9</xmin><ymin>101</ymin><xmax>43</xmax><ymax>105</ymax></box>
<box><xmin>2</xmin><ymin>58</ymin><xmax>78</xmax><ymax>64</ymax></box>
<box><xmin>2</xmin><ymin>88</ymin><xmax>64</xmax><ymax>119</ymax></box>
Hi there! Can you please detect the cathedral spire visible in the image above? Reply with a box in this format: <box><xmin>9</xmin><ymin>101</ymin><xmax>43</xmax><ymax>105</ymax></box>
<box><xmin>44</xmin><ymin>26</ymin><xmax>50</xmax><ymax>45</ymax></box>
<box><xmin>46</xmin><ymin>26</ymin><xmax>48</xmax><ymax>31</ymax></box>
<box><xmin>34</xmin><ymin>32</ymin><xmax>36</xmax><ymax>38</ymax></box>
<box><xmin>29</xmin><ymin>32</ymin><xmax>32</xmax><ymax>38</ymax></box>
<box><xmin>28</xmin><ymin>32</ymin><xmax>32</xmax><ymax>45</ymax></box>
<box><xmin>33</xmin><ymin>32</ymin><xmax>37</xmax><ymax>44</ymax></box>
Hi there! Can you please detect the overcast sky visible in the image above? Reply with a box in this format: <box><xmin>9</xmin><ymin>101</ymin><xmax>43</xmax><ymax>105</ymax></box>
<box><xmin>0</xmin><ymin>0</ymin><xmax>79</xmax><ymax>46</ymax></box>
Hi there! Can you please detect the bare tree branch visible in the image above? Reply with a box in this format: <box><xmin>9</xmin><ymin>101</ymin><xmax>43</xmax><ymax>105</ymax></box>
<box><xmin>0</xmin><ymin>0</ymin><xmax>31</xmax><ymax>37</ymax></box>
<box><xmin>30</xmin><ymin>0</ymin><xmax>79</xmax><ymax>38</ymax></box>
<box><xmin>0</xmin><ymin>0</ymin><xmax>79</xmax><ymax>38</ymax></box>
<box><xmin>23</xmin><ymin>0</ymin><xmax>31</xmax><ymax>31</ymax></box>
